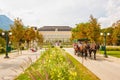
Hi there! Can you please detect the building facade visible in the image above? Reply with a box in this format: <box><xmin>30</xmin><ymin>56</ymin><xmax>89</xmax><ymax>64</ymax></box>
<box><xmin>38</xmin><ymin>26</ymin><xmax>72</xmax><ymax>42</ymax></box>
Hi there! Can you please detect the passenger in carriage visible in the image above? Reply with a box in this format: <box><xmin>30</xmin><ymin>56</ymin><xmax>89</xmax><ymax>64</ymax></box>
<box><xmin>78</xmin><ymin>41</ymin><xmax>82</xmax><ymax>47</ymax></box>
<box><xmin>73</xmin><ymin>42</ymin><xmax>78</xmax><ymax>48</ymax></box>
<box><xmin>73</xmin><ymin>42</ymin><xmax>78</xmax><ymax>55</ymax></box>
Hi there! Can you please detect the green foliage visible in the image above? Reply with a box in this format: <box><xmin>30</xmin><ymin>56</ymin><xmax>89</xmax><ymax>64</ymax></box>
<box><xmin>0</xmin><ymin>37</ymin><xmax>5</xmax><ymax>47</ymax></box>
<box><xmin>100</xmin><ymin>46</ymin><xmax>120</xmax><ymax>51</ymax></box>
<box><xmin>112</xmin><ymin>25</ymin><xmax>120</xmax><ymax>45</ymax></box>
<box><xmin>71</xmin><ymin>15</ymin><xmax>100</xmax><ymax>42</ymax></box>
<box><xmin>71</xmin><ymin>23</ymin><xmax>90</xmax><ymax>40</ymax></box>
<box><xmin>71</xmin><ymin>15</ymin><xmax>120</xmax><ymax>45</ymax></box>
<box><xmin>36</xmin><ymin>30</ymin><xmax>43</xmax><ymax>47</ymax></box>
<box><xmin>10</xmin><ymin>18</ymin><xmax>25</xmax><ymax>49</ymax></box>
<box><xmin>106</xmin><ymin>46</ymin><xmax>120</xmax><ymax>51</ymax></box>
<box><xmin>24</xmin><ymin>27</ymin><xmax>36</xmax><ymax>42</ymax></box>
<box><xmin>0</xmin><ymin>29</ymin><xmax>6</xmax><ymax>53</ymax></box>
<box><xmin>11</xmin><ymin>18</ymin><xmax>25</xmax><ymax>42</ymax></box>
<box><xmin>89</xmin><ymin>15</ymin><xmax>100</xmax><ymax>42</ymax></box>
<box><xmin>100</xmin><ymin>26</ymin><xmax>120</xmax><ymax>45</ymax></box>
<box><xmin>10</xmin><ymin>18</ymin><xmax>44</xmax><ymax>50</ymax></box>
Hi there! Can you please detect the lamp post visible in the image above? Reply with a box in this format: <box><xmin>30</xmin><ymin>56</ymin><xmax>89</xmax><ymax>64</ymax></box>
<box><xmin>2</xmin><ymin>31</ymin><xmax>12</xmax><ymax>58</ymax></box>
<box><xmin>100</xmin><ymin>32</ymin><xmax>110</xmax><ymax>58</ymax></box>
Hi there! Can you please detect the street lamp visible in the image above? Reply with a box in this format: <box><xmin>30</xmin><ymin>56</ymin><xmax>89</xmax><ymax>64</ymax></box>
<box><xmin>2</xmin><ymin>31</ymin><xmax>12</xmax><ymax>58</ymax></box>
<box><xmin>100</xmin><ymin>32</ymin><xmax>110</xmax><ymax>58</ymax></box>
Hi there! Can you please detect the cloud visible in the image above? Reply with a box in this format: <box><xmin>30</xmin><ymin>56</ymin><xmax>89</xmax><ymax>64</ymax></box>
<box><xmin>98</xmin><ymin>0</ymin><xmax>120</xmax><ymax>28</ymax></box>
<box><xmin>0</xmin><ymin>0</ymin><xmax>120</xmax><ymax>28</ymax></box>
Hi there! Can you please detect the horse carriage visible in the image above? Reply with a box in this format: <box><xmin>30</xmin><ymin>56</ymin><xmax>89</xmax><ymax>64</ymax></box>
<box><xmin>73</xmin><ymin>38</ymin><xmax>100</xmax><ymax>60</ymax></box>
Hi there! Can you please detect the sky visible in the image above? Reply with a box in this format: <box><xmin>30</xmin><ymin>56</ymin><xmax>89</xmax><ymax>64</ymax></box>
<box><xmin>0</xmin><ymin>0</ymin><xmax>120</xmax><ymax>28</ymax></box>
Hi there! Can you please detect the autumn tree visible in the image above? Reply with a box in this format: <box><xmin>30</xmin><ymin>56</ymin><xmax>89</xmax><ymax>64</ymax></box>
<box><xmin>71</xmin><ymin>23</ymin><xmax>90</xmax><ymax>41</ymax></box>
<box><xmin>71</xmin><ymin>26</ymin><xmax>79</xmax><ymax>40</ymax></box>
<box><xmin>35</xmin><ymin>30</ymin><xmax>43</xmax><ymax>48</ymax></box>
<box><xmin>10</xmin><ymin>18</ymin><xmax>25</xmax><ymax>54</ymax></box>
<box><xmin>88</xmin><ymin>15</ymin><xmax>101</xmax><ymax>42</ymax></box>
<box><xmin>23</xmin><ymin>27</ymin><xmax>36</xmax><ymax>48</ymax></box>
<box><xmin>71</xmin><ymin>15</ymin><xmax>100</xmax><ymax>43</ymax></box>
<box><xmin>112</xmin><ymin>22</ymin><xmax>120</xmax><ymax>45</ymax></box>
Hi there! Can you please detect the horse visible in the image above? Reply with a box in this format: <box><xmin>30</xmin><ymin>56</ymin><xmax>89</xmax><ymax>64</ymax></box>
<box><xmin>73</xmin><ymin>43</ymin><xmax>79</xmax><ymax>55</ymax></box>
<box><xmin>73</xmin><ymin>42</ymin><xmax>88</xmax><ymax>59</ymax></box>
<box><xmin>87</xmin><ymin>43</ymin><xmax>100</xmax><ymax>60</ymax></box>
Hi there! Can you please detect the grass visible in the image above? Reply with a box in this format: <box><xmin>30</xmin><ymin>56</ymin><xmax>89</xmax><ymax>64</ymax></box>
<box><xmin>65</xmin><ymin>51</ymin><xmax>100</xmax><ymax>80</ymax></box>
<box><xmin>100</xmin><ymin>51</ymin><xmax>120</xmax><ymax>58</ymax></box>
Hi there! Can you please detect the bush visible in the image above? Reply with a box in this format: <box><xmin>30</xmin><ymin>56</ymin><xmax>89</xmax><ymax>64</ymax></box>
<box><xmin>0</xmin><ymin>48</ymin><xmax>5</xmax><ymax>53</ymax></box>
<box><xmin>60</xmin><ymin>46</ymin><xmax>63</xmax><ymax>48</ymax></box>
<box><xmin>106</xmin><ymin>47</ymin><xmax>120</xmax><ymax>51</ymax></box>
<box><xmin>100</xmin><ymin>46</ymin><xmax>120</xmax><ymax>51</ymax></box>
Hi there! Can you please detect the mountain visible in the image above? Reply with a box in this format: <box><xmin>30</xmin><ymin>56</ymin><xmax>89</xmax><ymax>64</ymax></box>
<box><xmin>0</xmin><ymin>15</ymin><xmax>13</xmax><ymax>30</ymax></box>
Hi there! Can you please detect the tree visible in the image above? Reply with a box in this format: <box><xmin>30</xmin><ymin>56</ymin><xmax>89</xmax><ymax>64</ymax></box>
<box><xmin>73</xmin><ymin>23</ymin><xmax>90</xmax><ymax>39</ymax></box>
<box><xmin>10</xmin><ymin>18</ymin><xmax>25</xmax><ymax>54</ymax></box>
<box><xmin>88</xmin><ymin>15</ymin><xmax>101</xmax><ymax>42</ymax></box>
<box><xmin>112</xmin><ymin>23</ymin><xmax>120</xmax><ymax>45</ymax></box>
<box><xmin>23</xmin><ymin>27</ymin><xmax>36</xmax><ymax>48</ymax></box>
<box><xmin>71</xmin><ymin>25</ymin><xmax>80</xmax><ymax>40</ymax></box>
<box><xmin>36</xmin><ymin>30</ymin><xmax>43</xmax><ymax>48</ymax></box>
<box><xmin>71</xmin><ymin>15</ymin><xmax>101</xmax><ymax>43</ymax></box>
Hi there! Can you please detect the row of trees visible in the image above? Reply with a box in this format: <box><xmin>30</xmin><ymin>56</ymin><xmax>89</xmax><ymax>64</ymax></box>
<box><xmin>0</xmin><ymin>18</ymin><xmax>43</xmax><ymax>53</ymax></box>
<box><xmin>71</xmin><ymin>15</ymin><xmax>120</xmax><ymax>45</ymax></box>
<box><xmin>102</xmin><ymin>22</ymin><xmax>120</xmax><ymax>45</ymax></box>
<box><xmin>10</xmin><ymin>18</ymin><xmax>43</xmax><ymax>54</ymax></box>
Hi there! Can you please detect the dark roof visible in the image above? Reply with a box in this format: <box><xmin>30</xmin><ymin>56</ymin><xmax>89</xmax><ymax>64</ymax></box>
<box><xmin>38</xmin><ymin>26</ymin><xmax>72</xmax><ymax>31</ymax></box>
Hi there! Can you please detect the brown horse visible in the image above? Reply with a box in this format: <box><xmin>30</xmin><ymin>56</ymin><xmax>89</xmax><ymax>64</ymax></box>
<box><xmin>73</xmin><ymin>43</ymin><xmax>79</xmax><ymax>55</ymax></box>
<box><xmin>87</xmin><ymin>43</ymin><xmax>100</xmax><ymax>60</ymax></box>
<box><xmin>73</xmin><ymin>42</ymin><xmax>88</xmax><ymax>59</ymax></box>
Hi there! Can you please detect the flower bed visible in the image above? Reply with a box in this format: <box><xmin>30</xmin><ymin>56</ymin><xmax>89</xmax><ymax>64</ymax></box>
<box><xmin>16</xmin><ymin>48</ymin><xmax>99</xmax><ymax>80</ymax></box>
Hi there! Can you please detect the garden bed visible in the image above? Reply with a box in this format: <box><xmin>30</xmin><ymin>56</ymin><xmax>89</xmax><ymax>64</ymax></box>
<box><xmin>16</xmin><ymin>48</ymin><xmax>99</xmax><ymax>80</ymax></box>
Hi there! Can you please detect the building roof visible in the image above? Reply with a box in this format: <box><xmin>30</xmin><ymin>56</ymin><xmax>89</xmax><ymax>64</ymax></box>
<box><xmin>38</xmin><ymin>26</ymin><xmax>72</xmax><ymax>31</ymax></box>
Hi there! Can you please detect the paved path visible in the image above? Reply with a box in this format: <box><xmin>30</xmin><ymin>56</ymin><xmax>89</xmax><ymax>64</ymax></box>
<box><xmin>64</xmin><ymin>48</ymin><xmax>120</xmax><ymax>80</ymax></box>
<box><xmin>0</xmin><ymin>49</ymin><xmax>44</xmax><ymax>80</ymax></box>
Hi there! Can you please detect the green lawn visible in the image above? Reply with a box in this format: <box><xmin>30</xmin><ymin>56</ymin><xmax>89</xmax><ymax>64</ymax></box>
<box><xmin>100</xmin><ymin>51</ymin><xmax>120</xmax><ymax>58</ymax></box>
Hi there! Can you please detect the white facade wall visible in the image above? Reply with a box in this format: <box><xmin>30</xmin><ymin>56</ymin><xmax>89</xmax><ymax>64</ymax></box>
<box><xmin>40</xmin><ymin>31</ymin><xmax>71</xmax><ymax>42</ymax></box>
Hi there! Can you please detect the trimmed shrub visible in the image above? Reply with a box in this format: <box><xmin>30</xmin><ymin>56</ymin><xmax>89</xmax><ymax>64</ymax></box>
<box><xmin>106</xmin><ymin>46</ymin><xmax>120</xmax><ymax>51</ymax></box>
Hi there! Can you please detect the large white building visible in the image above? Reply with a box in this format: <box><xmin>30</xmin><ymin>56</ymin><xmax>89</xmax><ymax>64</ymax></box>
<box><xmin>38</xmin><ymin>26</ymin><xmax>72</xmax><ymax>42</ymax></box>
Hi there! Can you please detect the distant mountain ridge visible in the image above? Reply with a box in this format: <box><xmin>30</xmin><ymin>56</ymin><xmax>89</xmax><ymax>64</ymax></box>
<box><xmin>0</xmin><ymin>15</ymin><xmax>13</xmax><ymax>30</ymax></box>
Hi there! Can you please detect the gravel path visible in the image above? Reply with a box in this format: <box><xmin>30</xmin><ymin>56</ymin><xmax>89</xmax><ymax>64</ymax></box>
<box><xmin>0</xmin><ymin>49</ymin><xmax>44</xmax><ymax>80</ymax></box>
<box><xmin>64</xmin><ymin>48</ymin><xmax>120</xmax><ymax>80</ymax></box>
